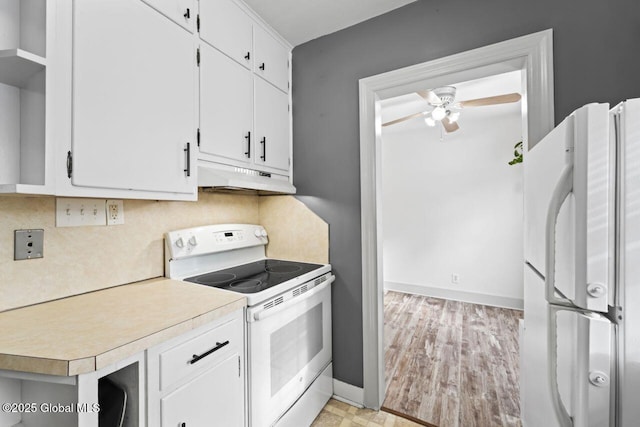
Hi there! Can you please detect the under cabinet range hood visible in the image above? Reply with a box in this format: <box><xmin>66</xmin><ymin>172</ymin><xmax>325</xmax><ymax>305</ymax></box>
<box><xmin>198</xmin><ymin>163</ymin><xmax>296</xmax><ymax>194</ymax></box>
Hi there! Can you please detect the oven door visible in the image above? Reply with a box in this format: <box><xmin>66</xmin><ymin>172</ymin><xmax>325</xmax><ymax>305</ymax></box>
<box><xmin>246</xmin><ymin>274</ymin><xmax>333</xmax><ymax>427</ymax></box>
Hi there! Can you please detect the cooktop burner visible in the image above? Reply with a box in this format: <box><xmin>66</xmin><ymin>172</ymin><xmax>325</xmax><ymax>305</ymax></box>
<box><xmin>184</xmin><ymin>259</ymin><xmax>322</xmax><ymax>294</ymax></box>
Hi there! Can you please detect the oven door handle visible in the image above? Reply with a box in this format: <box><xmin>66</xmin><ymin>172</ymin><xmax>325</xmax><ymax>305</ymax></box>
<box><xmin>251</xmin><ymin>275</ymin><xmax>335</xmax><ymax>322</ymax></box>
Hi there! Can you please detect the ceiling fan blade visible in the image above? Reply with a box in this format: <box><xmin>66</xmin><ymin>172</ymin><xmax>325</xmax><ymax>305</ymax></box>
<box><xmin>417</xmin><ymin>90</ymin><xmax>443</xmax><ymax>105</ymax></box>
<box><xmin>382</xmin><ymin>111</ymin><xmax>426</xmax><ymax>127</ymax></box>
<box><xmin>441</xmin><ymin>117</ymin><xmax>460</xmax><ymax>133</ymax></box>
<box><xmin>458</xmin><ymin>92</ymin><xmax>521</xmax><ymax>108</ymax></box>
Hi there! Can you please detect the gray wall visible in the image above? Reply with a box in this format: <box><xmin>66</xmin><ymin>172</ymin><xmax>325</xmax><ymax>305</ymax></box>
<box><xmin>292</xmin><ymin>0</ymin><xmax>640</xmax><ymax>388</ymax></box>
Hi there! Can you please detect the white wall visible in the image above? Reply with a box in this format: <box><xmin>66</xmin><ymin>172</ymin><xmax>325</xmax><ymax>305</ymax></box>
<box><xmin>381</xmin><ymin>99</ymin><xmax>524</xmax><ymax>308</ymax></box>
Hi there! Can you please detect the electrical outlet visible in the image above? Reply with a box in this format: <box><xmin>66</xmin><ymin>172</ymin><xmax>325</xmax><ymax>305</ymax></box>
<box><xmin>56</xmin><ymin>198</ymin><xmax>107</xmax><ymax>227</ymax></box>
<box><xmin>14</xmin><ymin>229</ymin><xmax>44</xmax><ymax>260</ymax></box>
<box><xmin>451</xmin><ymin>273</ymin><xmax>460</xmax><ymax>284</ymax></box>
<box><xmin>106</xmin><ymin>200</ymin><xmax>125</xmax><ymax>225</ymax></box>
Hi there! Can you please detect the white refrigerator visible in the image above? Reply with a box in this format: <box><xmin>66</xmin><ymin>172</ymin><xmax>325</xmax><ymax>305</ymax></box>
<box><xmin>521</xmin><ymin>99</ymin><xmax>640</xmax><ymax>427</ymax></box>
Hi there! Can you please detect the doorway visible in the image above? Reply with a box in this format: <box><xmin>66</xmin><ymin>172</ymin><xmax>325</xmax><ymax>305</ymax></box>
<box><xmin>379</xmin><ymin>68</ymin><xmax>526</xmax><ymax>426</ymax></box>
<box><xmin>358</xmin><ymin>29</ymin><xmax>555</xmax><ymax>411</ymax></box>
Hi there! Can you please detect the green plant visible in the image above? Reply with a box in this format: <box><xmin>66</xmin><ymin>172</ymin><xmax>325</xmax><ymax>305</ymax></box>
<box><xmin>508</xmin><ymin>141</ymin><xmax>523</xmax><ymax>165</ymax></box>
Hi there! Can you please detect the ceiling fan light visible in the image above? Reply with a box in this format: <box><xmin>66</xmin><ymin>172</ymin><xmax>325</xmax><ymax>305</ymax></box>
<box><xmin>424</xmin><ymin>116</ymin><xmax>436</xmax><ymax>127</ymax></box>
<box><xmin>448</xmin><ymin>111</ymin><xmax>460</xmax><ymax>123</ymax></box>
<box><xmin>431</xmin><ymin>106</ymin><xmax>446</xmax><ymax>121</ymax></box>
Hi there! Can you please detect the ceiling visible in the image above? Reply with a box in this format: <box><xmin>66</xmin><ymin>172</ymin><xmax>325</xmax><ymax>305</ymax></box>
<box><xmin>243</xmin><ymin>0</ymin><xmax>417</xmax><ymax>46</ymax></box>
<box><xmin>380</xmin><ymin>70</ymin><xmax>523</xmax><ymax>136</ymax></box>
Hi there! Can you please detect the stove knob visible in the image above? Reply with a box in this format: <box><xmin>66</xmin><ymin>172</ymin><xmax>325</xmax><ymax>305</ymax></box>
<box><xmin>260</xmin><ymin>229</ymin><xmax>268</xmax><ymax>238</ymax></box>
<box><xmin>254</xmin><ymin>229</ymin><xmax>263</xmax><ymax>238</ymax></box>
<box><xmin>175</xmin><ymin>237</ymin><xmax>185</xmax><ymax>248</ymax></box>
<box><xmin>188</xmin><ymin>236</ymin><xmax>198</xmax><ymax>247</ymax></box>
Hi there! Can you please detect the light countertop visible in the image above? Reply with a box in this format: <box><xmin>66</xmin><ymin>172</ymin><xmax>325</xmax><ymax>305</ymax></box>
<box><xmin>0</xmin><ymin>278</ymin><xmax>246</xmax><ymax>376</ymax></box>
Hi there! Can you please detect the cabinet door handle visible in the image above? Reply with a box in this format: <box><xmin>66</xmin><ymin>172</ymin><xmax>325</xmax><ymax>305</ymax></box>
<box><xmin>260</xmin><ymin>137</ymin><xmax>266</xmax><ymax>161</ymax></box>
<box><xmin>188</xmin><ymin>340</ymin><xmax>230</xmax><ymax>364</ymax></box>
<box><xmin>259</xmin><ymin>62</ymin><xmax>265</xmax><ymax>71</ymax></box>
<box><xmin>183</xmin><ymin>142</ymin><xmax>191</xmax><ymax>177</ymax></box>
<box><xmin>244</xmin><ymin>131</ymin><xmax>251</xmax><ymax>158</ymax></box>
<box><xmin>244</xmin><ymin>52</ymin><xmax>250</xmax><ymax>60</ymax></box>
<box><xmin>66</xmin><ymin>151</ymin><xmax>73</xmax><ymax>178</ymax></box>
<box><xmin>183</xmin><ymin>8</ymin><xmax>190</xmax><ymax>19</ymax></box>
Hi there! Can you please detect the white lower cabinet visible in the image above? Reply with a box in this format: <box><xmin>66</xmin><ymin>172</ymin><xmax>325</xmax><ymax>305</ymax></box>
<box><xmin>0</xmin><ymin>352</ymin><xmax>145</xmax><ymax>427</ymax></box>
<box><xmin>0</xmin><ymin>309</ymin><xmax>245</xmax><ymax>427</ymax></box>
<box><xmin>161</xmin><ymin>355</ymin><xmax>243</xmax><ymax>427</ymax></box>
<box><xmin>147</xmin><ymin>309</ymin><xmax>245</xmax><ymax>427</ymax></box>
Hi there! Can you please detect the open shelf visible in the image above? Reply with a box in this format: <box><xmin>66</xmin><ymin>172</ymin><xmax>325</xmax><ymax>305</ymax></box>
<box><xmin>0</xmin><ymin>67</ymin><xmax>47</xmax><ymax>191</ymax></box>
<box><xmin>0</xmin><ymin>49</ymin><xmax>46</xmax><ymax>88</ymax></box>
<box><xmin>0</xmin><ymin>0</ymin><xmax>50</xmax><ymax>196</ymax></box>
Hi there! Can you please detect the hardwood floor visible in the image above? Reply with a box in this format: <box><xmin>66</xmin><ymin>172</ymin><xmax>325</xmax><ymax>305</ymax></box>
<box><xmin>382</xmin><ymin>291</ymin><xmax>523</xmax><ymax>427</ymax></box>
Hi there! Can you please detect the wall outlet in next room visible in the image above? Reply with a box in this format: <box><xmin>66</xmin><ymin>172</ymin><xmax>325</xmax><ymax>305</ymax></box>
<box><xmin>106</xmin><ymin>200</ymin><xmax>125</xmax><ymax>225</ymax></box>
<box><xmin>451</xmin><ymin>273</ymin><xmax>460</xmax><ymax>284</ymax></box>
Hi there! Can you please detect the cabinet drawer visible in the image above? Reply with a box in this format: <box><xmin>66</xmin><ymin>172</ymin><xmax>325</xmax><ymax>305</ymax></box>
<box><xmin>159</xmin><ymin>316</ymin><xmax>242</xmax><ymax>391</ymax></box>
<box><xmin>161</xmin><ymin>354</ymin><xmax>243</xmax><ymax>427</ymax></box>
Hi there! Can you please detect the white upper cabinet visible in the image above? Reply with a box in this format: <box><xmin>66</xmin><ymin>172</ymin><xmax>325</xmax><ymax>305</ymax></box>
<box><xmin>199</xmin><ymin>0</ymin><xmax>253</xmax><ymax>69</ymax></box>
<box><xmin>255</xmin><ymin>78</ymin><xmax>290</xmax><ymax>172</ymax></box>
<box><xmin>141</xmin><ymin>0</ymin><xmax>196</xmax><ymax>33</ymax></box>
<box><xmin>197</xmin><ymin>0</ymin><xmax>292</xmax><ymax>178</ymax></box>
<box><xmin>0</xmin><ymin>0</ymin><xmax>290</xmax><ymax>199</ymax></box>
<box><xmin>254</xmin><ymin>24</ymin><xmax>289</xmax><ymax>93</ymax></box>
<box><xmin>200</xmin><ymin>43</ymin><xmax>253</xmax><ymax>164</ymax></box>
<box><xmin>69</xmin><ymin>0</ymin><xmax>196</xmax><ymax>197</ymax></box>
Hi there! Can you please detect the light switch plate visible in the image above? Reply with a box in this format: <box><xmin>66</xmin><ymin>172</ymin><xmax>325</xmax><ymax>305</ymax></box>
<box><xmin>56</xmin><ymin>198</ymin><xmax>107</xmax><ymax>227</ymax></box>
<box><xmin>14</xmin><ymin>229</ymin><xmax>44</xmax><ymax>260</ymax></box>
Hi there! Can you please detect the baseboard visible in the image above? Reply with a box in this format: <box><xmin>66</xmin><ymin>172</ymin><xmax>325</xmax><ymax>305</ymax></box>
<box><xmin>385</xmin><ymin>281</ymin><xmax>523</xmax><ymax>310</ymax></box>
<box><xmin>332</xmin><ymin>379</ymin><xmax>364</xmax><ymax>408</ymax></box>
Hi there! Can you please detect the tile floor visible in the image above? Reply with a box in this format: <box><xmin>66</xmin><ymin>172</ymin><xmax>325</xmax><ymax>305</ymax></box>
<box><xmin>311</xmin><ymin>399</ymin><xmax>426</xmax><ymax>427</ymax></box>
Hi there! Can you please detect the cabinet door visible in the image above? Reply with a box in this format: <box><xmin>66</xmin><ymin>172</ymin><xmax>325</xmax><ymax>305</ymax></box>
<box><xmin>254</xmin><ymin>25</ymin><xmax>289</xmax><ymax>92</ymax></box>
<box><xmin>141</xmin><ymin>0</ymin><xmax>196</xmax><ymax>32</ymax></box>
<box><xmin>254</xmin><ymin>78</ymin><xmax>289</xmax><ymax>171</ymax></box>
<box><xmin>161</xmin><ymin>355</ymin><xmax>243</xmax><ymax>427</ymax></box>
<box><xmin>200</xmin><ymin>43</ymin><xmax>253</xmax><ymax>165</ymax></box>
<box><xmin>72</xmin><ymin>0</ymin><xmax>196</xmax><ymax>194</ymax></box>
<box><xmin>254</xmin><ymin>78</ymin><xmax>289</xmax><ymax>172</ymax></box>
<box><xmin>200</xmin><ymin>0</ymin><xmax>252</xmax><ymax>69</ymax></box>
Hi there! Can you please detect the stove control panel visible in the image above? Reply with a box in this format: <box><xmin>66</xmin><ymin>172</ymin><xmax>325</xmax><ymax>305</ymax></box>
<box><xmin>165</xmin><ymin>224</ymin><xmax>268</xmax><ymax>260</ymax></box>
<box><xmin>214</xmin><ymin>230</ymin><xmax>245</xmax><ymax>243</ymax></box>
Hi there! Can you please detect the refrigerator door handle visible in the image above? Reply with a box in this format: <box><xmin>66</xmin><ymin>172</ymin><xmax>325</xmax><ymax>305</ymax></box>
<box><xmin>547</xmin><ymin>305</ymin><xmax>574</xmax><ymax>427</ymax></box>
<box><xmin>545</xmin><ymin>164</ymin><xmax>576</xmax><ymax>308</ymax></box>
<box><xmin>547</xmin><ymin>305</ymin><xmax>614</xmax><ymax>427</ymax></box>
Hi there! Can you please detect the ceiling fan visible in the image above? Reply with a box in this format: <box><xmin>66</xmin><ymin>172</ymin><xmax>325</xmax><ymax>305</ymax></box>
<box><xmin>382</xmin><ymin>86</ymin><xmax>521</xmax><ymax>133</ymax></box>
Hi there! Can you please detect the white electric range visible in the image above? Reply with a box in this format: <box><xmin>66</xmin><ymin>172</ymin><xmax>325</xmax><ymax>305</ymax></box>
<box><xmin>165</xmin><ymin>224</ymin><xmax>334</xmax><ymax>427</ymax></box>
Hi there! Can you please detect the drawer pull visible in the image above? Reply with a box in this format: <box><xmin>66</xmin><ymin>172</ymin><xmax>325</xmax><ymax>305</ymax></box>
<box><xmin>188</xmin><ymin>340</ymin><xmax>230</xmax><ymax>364</ymax></box>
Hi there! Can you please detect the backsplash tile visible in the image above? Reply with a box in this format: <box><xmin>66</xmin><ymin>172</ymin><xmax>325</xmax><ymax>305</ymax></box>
<box><xmin>260</xmin><ymin>196</ymin><xmax>329</xmax><ymax>264</ymax></box>
<box><xmin>0</xmin><ymin>192</ymin><xmax>260</xmax><ymax>312</ymax></box>
<box><xmin>0</xmin><ymin>193</ymin><xmax>329</xmax><ymax>312</ymax></box>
